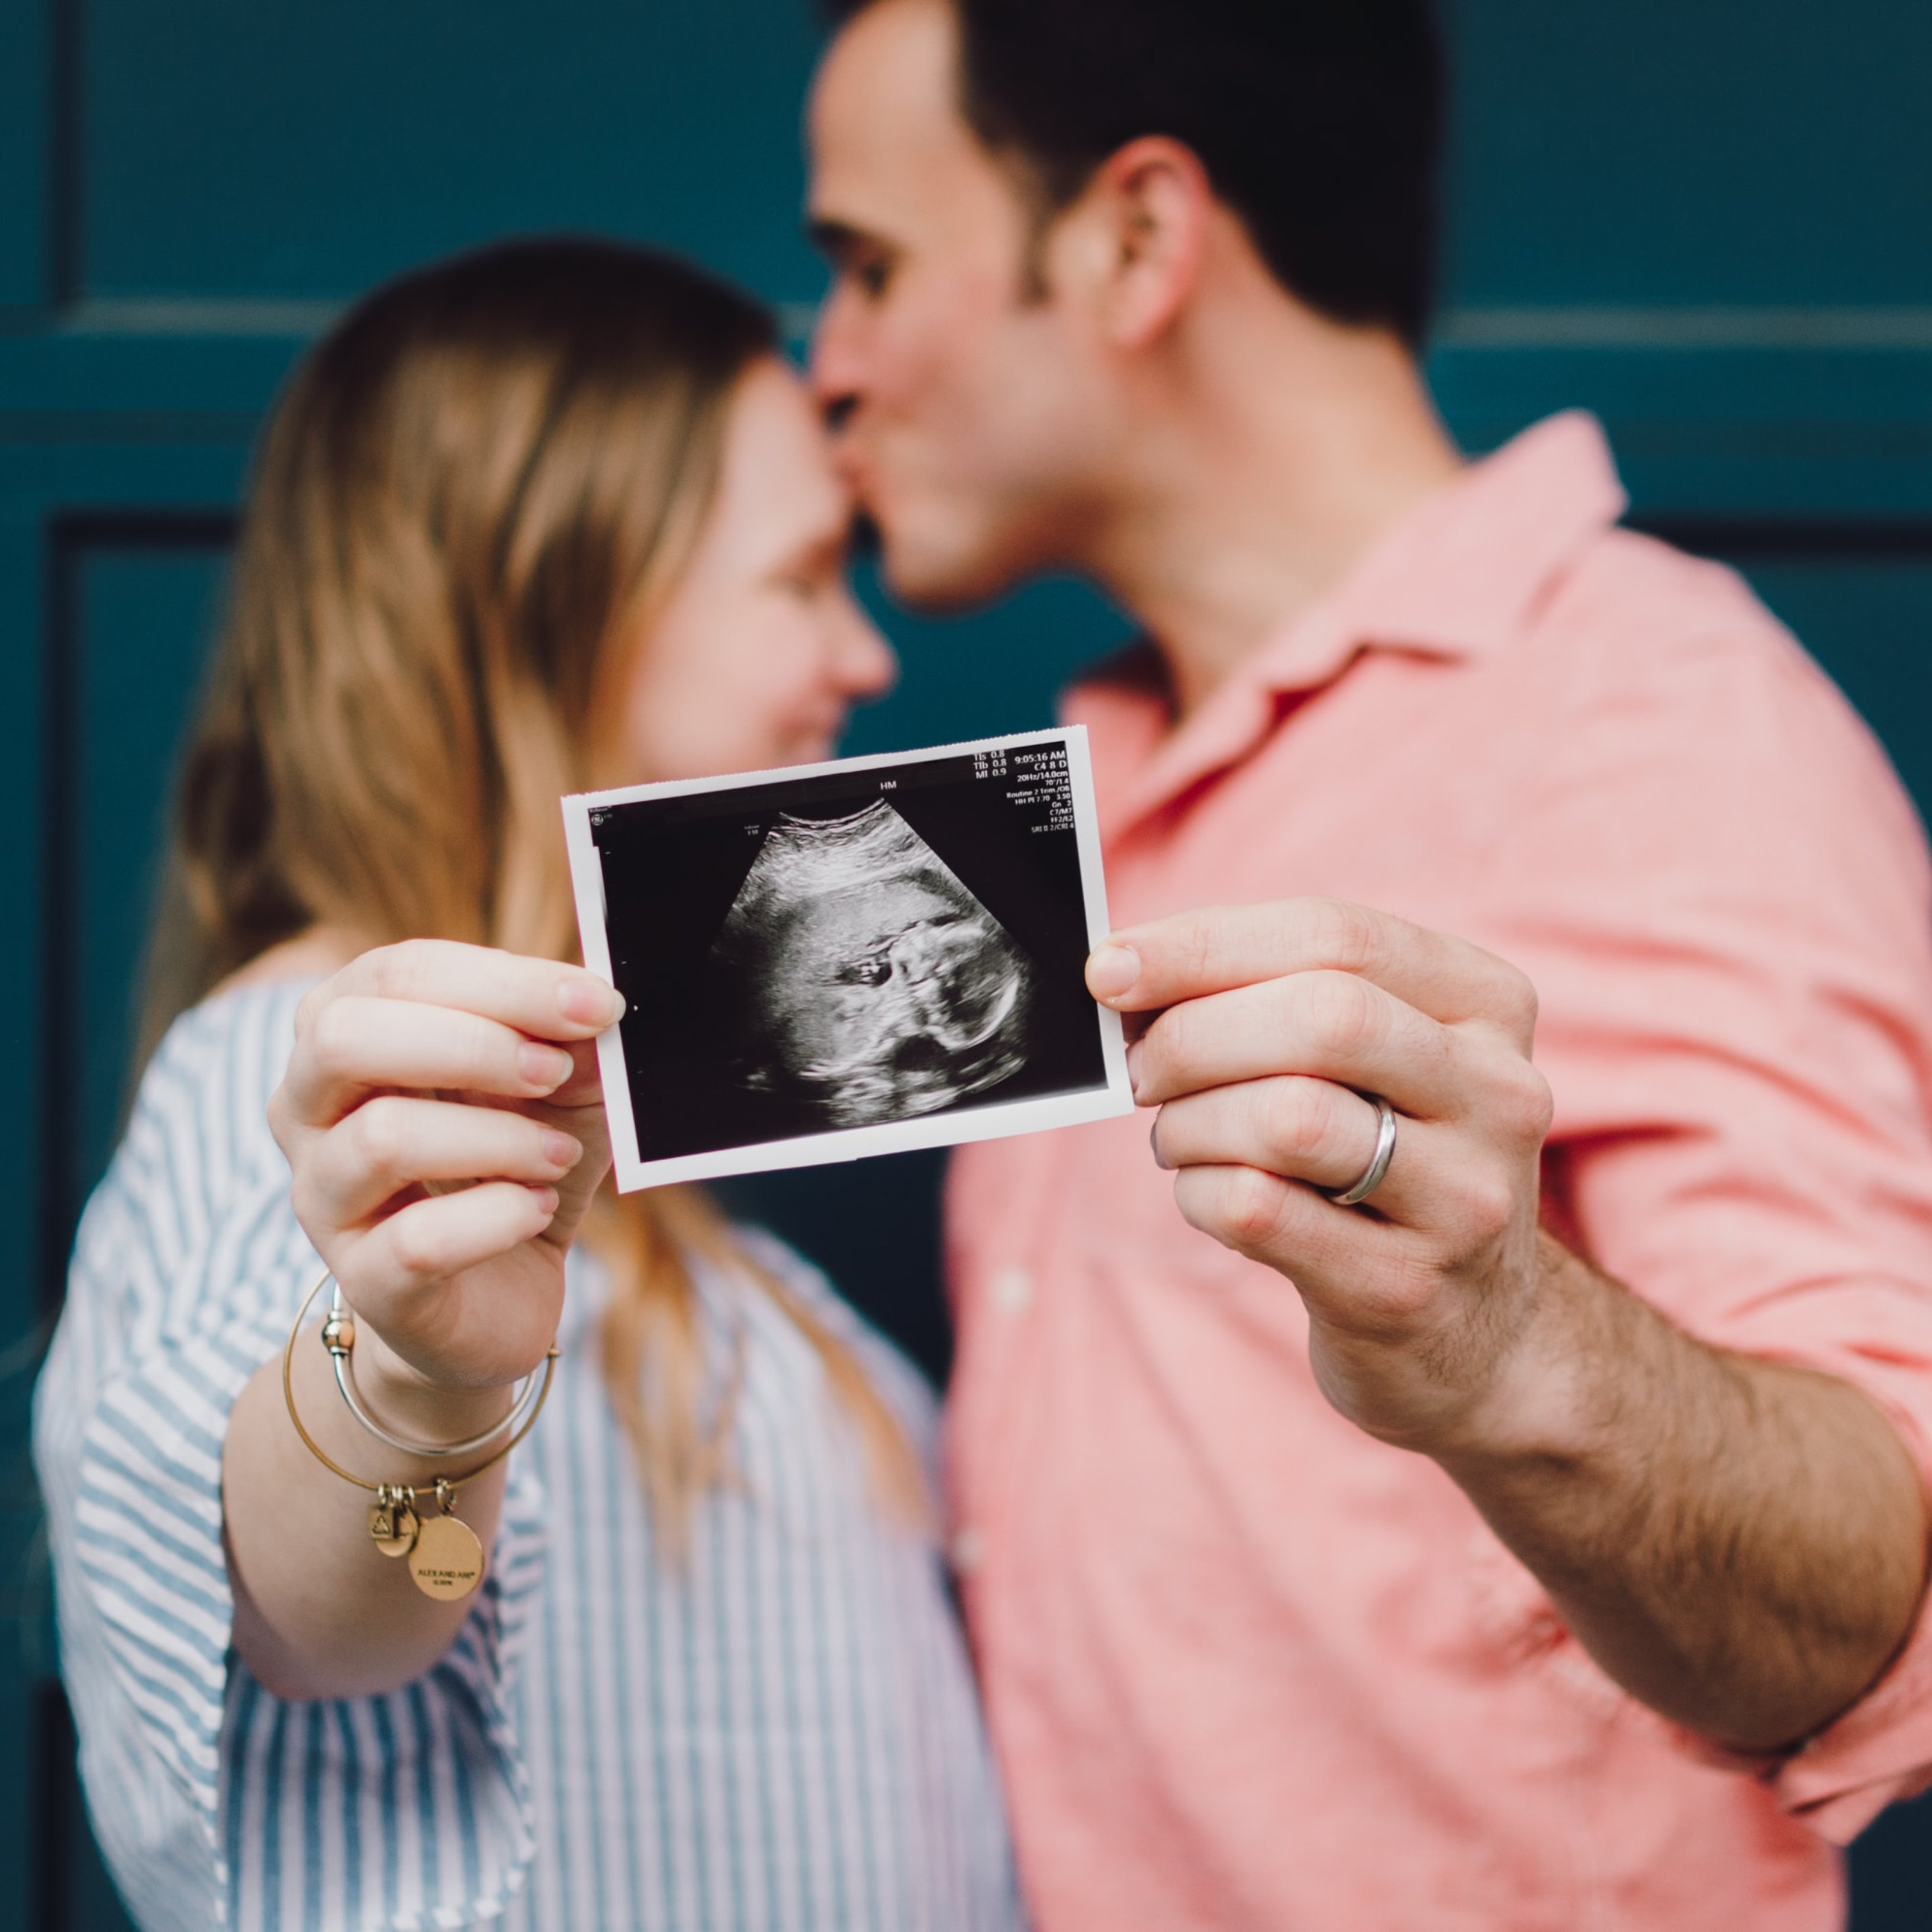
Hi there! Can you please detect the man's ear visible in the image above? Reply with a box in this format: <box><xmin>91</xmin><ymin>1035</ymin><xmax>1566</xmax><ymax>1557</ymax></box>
<box><xmin>1057</xmin><ymin>136</ymin><xmax>1213</xmax><ymax>350</ymax></box>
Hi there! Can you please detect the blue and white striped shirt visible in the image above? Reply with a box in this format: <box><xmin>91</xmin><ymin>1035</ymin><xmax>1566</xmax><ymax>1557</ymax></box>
<box><xmin>34</xmin><ymin>981</ymin><xmax>1024</xmax><ymax>1931</ymax></box>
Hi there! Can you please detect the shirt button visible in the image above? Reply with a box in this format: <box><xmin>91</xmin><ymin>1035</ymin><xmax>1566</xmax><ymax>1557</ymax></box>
<box><xmin>951</xmin><ymin>1527</ymin><xmax>987</xmax><ymax>1575</ymax></box>
<box><xmin>990</xmin><ymin>1264</ymin><xmax>1033</xmax><ymax>1312</ymax></box>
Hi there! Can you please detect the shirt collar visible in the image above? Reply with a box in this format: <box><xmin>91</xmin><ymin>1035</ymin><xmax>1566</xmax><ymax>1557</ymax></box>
<box><xmin>1070</xmin><ymin>410</ymin><xmax>1629</xmax><ymax>842</ymax></box>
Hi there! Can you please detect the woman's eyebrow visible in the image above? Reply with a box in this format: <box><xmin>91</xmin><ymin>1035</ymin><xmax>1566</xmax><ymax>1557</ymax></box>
<box><xmin>780</xmin><ymin>527</ymin><xmax>849</xmax><ymax>579</ymax></box>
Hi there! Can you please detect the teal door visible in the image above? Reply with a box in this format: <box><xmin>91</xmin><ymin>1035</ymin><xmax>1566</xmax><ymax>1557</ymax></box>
<box><xmin>2</xmin><ymin>1</ymin><xmax>1927</xmax><ymax>1925</ymax></box>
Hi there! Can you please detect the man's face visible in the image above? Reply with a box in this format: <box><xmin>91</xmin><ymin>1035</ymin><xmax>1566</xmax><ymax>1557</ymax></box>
<box><xmin>807</xmin><ymin>0</ymin><xmax>1113</xmax><ymax>611</ymax></box>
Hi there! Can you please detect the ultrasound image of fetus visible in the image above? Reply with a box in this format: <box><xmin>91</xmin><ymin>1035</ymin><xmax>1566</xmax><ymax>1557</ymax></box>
<box><xmin>709</xmin><ymin>801</ymin><xmax>1036</xmax><ymax>1128</ymax></box>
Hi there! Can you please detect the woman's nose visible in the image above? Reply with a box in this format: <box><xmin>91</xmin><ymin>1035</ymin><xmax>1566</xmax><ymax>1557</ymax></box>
<box><xmin>835</xmin><ymin>604</ymin><xmax>897</xmax><ymax>703</ymax></box>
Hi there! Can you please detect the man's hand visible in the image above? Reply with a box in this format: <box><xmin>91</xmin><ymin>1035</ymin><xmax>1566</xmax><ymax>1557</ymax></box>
<box><xmin>1089</xmin><ymin>897</ymin><xmax>1929</xmax><ymax>1750</ymax></box>
<box><xmin>1089</xmin><ymin>898</ymin><xmax>1554</xmax><ymax>1456</ymax></box>
<box><xmin>269</xmin><ymin>939</ymin><xmax>624</xmax><ymax>1422</ymax></box>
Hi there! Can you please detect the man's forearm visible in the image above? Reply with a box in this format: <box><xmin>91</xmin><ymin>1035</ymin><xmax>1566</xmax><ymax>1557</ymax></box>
<box><xmin>1436</xmin><ymin>1232</ymin><xmax>1930</xmax><ymax>1751</ymax></box>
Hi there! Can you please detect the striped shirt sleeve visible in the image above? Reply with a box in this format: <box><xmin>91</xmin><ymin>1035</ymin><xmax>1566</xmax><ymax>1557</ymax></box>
<box><xmin>33</xmin><ymin>983</ymin><xmax>549</xmax><ymax>1932</ymax></box>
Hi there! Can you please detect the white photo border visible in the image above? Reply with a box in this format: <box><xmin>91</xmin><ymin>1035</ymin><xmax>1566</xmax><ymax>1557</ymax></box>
<box><xmin>562</xmin><ymin>724</ymin><xmax>1134</xmax><ymax>1191</ymax></box>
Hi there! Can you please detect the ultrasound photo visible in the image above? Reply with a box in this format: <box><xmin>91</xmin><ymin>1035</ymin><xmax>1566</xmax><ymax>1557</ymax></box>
<box><xmin>564</xmin><ymin>729</ymin><xmax>1132</xmax><ymax>1189</ymax></box>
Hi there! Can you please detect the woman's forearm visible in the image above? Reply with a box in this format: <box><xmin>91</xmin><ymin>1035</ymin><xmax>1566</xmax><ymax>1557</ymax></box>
<box><xmin>231</xmin><ymin>944</ymin><xmax>619</xmax><ymax>1699</ymax></box>
<box><xmin>223</xmin><ymin>1324</ymin><xmax>513</xmax><ymax>1701</ymax></box>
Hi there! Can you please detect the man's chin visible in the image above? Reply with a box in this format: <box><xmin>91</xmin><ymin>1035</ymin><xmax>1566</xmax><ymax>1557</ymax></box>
<box><xmin>871</xmin><ymin>527</ymin><xmax>1029</xmax><ymax>618</ymax></box>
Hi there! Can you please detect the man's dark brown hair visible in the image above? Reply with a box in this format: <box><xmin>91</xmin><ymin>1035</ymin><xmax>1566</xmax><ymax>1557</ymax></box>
<box><xmin>822</xmin><ymin>0</ymin><xmax>1445</xmax><ymax>346</ymax></box>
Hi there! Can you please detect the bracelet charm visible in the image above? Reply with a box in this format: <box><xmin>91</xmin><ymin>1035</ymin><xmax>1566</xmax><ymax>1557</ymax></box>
<box><xmin>408</xmin><ymin>1479</ymin><xmax>486</xmax><ymax>1601</ymax></box>
<box><xmin>369</xmin><ymin>1485</ymin><xmax>419</xmax><ymax>1557</ymax></box>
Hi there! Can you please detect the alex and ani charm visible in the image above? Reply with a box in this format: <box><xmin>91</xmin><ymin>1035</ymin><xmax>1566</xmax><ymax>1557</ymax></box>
<box><xmin>405</xmin><ymin>1480</ymin><xmax>485</xmax><ymax>1601</ymax></box>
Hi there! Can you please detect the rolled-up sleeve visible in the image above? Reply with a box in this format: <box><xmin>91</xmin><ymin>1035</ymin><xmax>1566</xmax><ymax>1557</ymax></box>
<box><xmin>33</xmin><ymin>986</ymin><xmax>549</xmax><ymax>1931</ymax></box>
<box><xmin>1486</xmin><ymin>581</ymin><xmax>1932</xmax><ymax>1839</ymax></box>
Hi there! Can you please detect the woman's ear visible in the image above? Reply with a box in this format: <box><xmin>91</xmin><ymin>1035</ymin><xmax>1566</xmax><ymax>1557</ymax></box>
<box><xmin>1054</xmin><ymin>136</ymin><xmax>1213</xmax><ymax>352</ymax></box>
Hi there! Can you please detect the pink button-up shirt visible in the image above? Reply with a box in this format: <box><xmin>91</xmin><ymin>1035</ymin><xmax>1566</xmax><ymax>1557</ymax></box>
<box><xmin>946</xmin><ymin>413</ymin><xmax>1932</xmax><ymax>1931</ymax></box>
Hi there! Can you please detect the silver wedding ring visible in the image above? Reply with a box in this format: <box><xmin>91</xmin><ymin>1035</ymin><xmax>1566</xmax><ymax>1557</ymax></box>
<box><xmin>1328</xmin><ymin>1094</ymin><xmax>1398</xmax><ymax>1207</ymax></box>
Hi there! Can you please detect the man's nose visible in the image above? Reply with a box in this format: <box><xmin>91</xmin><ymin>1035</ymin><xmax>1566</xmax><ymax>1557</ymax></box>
<box><xmin>807</xmin><ymin>295</ymin><xmax>865</xmax><ymax>430</ymax></box>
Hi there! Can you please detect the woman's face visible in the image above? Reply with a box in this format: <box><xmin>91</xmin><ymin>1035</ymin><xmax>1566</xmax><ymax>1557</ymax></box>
<box><xmin>603</xmin><ymin>356</ymin><xmax>897</xmax><ymax>784</ymax></box>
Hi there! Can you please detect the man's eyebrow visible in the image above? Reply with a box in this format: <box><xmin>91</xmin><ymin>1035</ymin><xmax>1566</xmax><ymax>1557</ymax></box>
<box><xmin>806</xmin><ymin>217</ymin><xmax>881</xmax><ymax>262</ymax></box>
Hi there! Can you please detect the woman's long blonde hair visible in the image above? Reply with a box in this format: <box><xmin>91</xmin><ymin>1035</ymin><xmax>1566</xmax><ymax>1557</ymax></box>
<box><xmin>144</xmin><ymin>238</ymin><xmax>917</xmax><ymax>1543</ymax></box>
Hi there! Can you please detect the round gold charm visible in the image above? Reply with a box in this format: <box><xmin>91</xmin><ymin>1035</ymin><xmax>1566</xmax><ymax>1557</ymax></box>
<box><xmin>369</xmin><ymin>1500</ymin><xmax>419</xmax><ymax>1557</ymax></box>
<box><xmin>408</xmin><ymin>1512</ymin><xmax>486</xmax><ymax>1601</ymax></box>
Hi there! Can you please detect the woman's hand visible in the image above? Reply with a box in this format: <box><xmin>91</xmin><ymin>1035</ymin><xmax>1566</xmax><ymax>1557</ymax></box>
<box><xmin>269</xmin><ymin>940</ymin><xmax>625</xmax><ymax>1427</ymax></box>
<box><xmin>230</xmin><ymin>940</ymin><xmax>621</xmax><ymax>1697</ymax></box>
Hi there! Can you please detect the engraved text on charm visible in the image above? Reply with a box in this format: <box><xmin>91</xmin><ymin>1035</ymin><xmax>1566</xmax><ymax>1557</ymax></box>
<box><xmin>408</xmin><ymin>1512</ymin><xmax>485</xmax><ymax>1601</ymax></box>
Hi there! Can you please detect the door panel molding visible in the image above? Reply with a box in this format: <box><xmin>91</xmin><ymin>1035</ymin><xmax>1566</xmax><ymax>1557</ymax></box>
<box><xmin>42</xmin><ymin>511</ymin><xmax>238</xmax><ymax>1303</ymax></box>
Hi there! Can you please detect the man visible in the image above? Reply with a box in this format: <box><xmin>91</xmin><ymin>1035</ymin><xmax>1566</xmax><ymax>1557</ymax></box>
<box><xmin>805</xmin><ymin>1</ymin><xmax>1932</xmax><ymax>1925</ymax></box>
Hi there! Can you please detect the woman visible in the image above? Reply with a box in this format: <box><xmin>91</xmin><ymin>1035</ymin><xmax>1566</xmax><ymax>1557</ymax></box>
<box><xmin>34</xmin><ymin>239</ymin><xmax>1022</xmax><ymax>1932</ymax></box>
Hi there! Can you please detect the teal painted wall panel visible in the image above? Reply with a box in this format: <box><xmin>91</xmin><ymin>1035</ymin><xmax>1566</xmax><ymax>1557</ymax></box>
<box><xmin>0</xmin><ymin>0</ymin><xmax>53</xmax><ymax>311</ymax></box>
<box><xmin>70</xmin><ymin>543</ymin><xmax>230</xmax><ymax>1194</ymax></box>
<box><xmin>1441</xmin><ymin>0</ymin><xmax>1932</xmax><ymax>306</ymax></box>
<box><xmin>0</xmin><ymin>508</ymin><xmax>55</xmax><ymax>1932</ymax></box>
<box><xmin>1743</xmin><ymin>556</ymin><xmax>1932</xmax><ymax>810</ymax></box>
<box><xmin>83</xmin><ymin>0</ymin><xmax>828</xmax><ymax>304</ymax></box>
<box><xmin>68</xmin><ymin>0</ymin><xmax>1932</xmax><ymax>313</ymax></box>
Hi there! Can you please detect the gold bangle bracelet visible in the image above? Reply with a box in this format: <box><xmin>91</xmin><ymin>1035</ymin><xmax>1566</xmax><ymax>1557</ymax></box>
<box><xmin>280</xmin><ymin>1262</ymin><xmax>560</xmax><ymax>1599</ymax></box>
<box><xmin>323</xmin><ymin>1279</ymin><xmax>552</xmax><ymax>1460</ymax></box>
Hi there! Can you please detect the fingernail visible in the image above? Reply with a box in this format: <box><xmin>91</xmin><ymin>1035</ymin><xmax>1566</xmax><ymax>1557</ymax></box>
<box><xmin>1149</xmin><ymin>1120</ymin><xmax>1171</xmax><ymax>1171</ymax></box>
<box><xmin>559</xmin><ymin>977</ymin><xmax>623</xmax><ymax>1027</ymax></box>
<box><xmin>1087</xmin><ymin>942</ymin><xmax>1140</xmax><ymax>1002</ymax></box>
<box><xmin>530</xmin><ymin>1185</ymin><xmax>561</xmax><ymax>1217</ymax></box>
<box><xmin>519</xmin><ymin>1043</ymin><xmax>574</xmax><ymax>1090</ymax></box>
<box><xmin>1125</xmin><ymin>1039</ymin><xmax>1144</xmax><ymax>1099</ymax></box>
<box><xmin>540</xmin><ymin>1129</ymin><xmax>583</xmax><ymax>1171</ymax></box>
